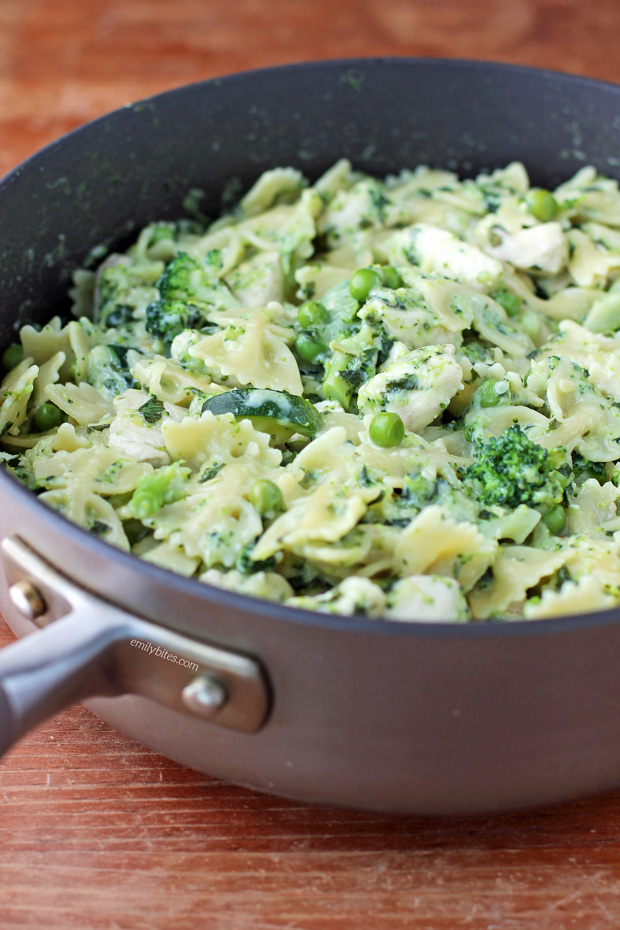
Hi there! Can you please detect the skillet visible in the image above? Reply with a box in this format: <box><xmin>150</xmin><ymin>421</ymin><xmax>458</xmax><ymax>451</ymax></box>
<box><xmin>1</xmin><ymin>58</ymin><xmax>620</xmax><ymax>816</ymax></box>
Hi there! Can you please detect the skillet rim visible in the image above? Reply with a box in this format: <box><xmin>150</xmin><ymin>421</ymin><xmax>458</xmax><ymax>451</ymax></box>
<box><xmin>2</xmin><ymin>54</ymin><xmax>620</xmax><ymax>639</ymax></box>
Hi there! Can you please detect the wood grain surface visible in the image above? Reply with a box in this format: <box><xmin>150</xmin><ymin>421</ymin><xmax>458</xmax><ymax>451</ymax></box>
<box><xmin>3</xmin><ymin>1</ymin><xmax>620</xmax><ymax>928</ymax></box>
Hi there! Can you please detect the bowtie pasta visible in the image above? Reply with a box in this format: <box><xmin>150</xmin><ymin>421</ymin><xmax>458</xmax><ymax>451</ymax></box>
<box><xmin>4</xmin><ymin>160</ymin><xmax>620</xmax><ymax>622</ymax></box>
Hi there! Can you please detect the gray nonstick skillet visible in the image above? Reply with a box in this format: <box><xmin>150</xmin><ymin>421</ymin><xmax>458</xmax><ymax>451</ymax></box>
<box><xmin>0</xmin><ymin>58</ymin><xmax>619</xmax><ymax>815</ymax></box>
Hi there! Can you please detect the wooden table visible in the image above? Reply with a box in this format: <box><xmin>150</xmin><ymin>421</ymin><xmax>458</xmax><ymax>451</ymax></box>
<box><xmin>2</xmin><ymin>1</ymin><xmax>620</xmax><ymax>927</ymax></box>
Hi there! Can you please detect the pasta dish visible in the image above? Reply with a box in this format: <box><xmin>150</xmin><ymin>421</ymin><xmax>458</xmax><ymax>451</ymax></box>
<box><xmin>2</xmin><ymin>159</ymin><xmax>620</xmax><ymax>621</ymax></box>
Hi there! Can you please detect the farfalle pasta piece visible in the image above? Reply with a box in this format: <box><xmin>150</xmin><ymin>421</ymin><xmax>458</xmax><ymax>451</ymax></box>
<box><xmin>524</xmin><ymin>576</ymin><xmax>617</xmax><ymax>619</ymax></box>
<box><xmin>529</xmin><ymin>356</ymin><xmax>620</xmax><ymax>460</ymax></box>
<box><xmin>566</xmin><ymin>479</ymin><xmax>620</xmax><ymax>534</ymax></box>
<box><xmin>292</xmin><ymin>524</ymin><xmax>398</xmax><ymax>579</ymax></box>
<box><xmin>148</xmin><ymin>463</ymin><xmax>263</xmax><ymax>569</ymax></box>
<box><xmin>287</xmin><ymin>577</ymin><xmax>387</xmax><ymax>617</ymax></box>
<box><xmin>21</xmin><ymin>316</ymin><xmax>97</xmax><ymax>382</ymax></box>
<box><xmin>469</xmin><ymin>545</ymin><xmax>567</xmax><ymax>619</ymax></box>
<box><xmin>395</xmin><ymin>505</ymin><xmax>497</xmax><ymax>592</ymax></box>
<box><xmin>187</xmin><ymin>309</ymin><xmax>303</xmax><ymax>395</ymax></box>
<box><xmin>38</xmin><ymin>487</ymin><xmax>130</xmax><ymax>550</ymax></box>
<box><xmin>0</xmin><ymin>360</ymin><xmax>38</xmax><ymax>437</ymax></box>
<box><xmin>163</xmin><ymin>410</ymin><xmax>282</xmax><ymax>471</ymax></box>
<box><xmin>30</xmin><ymin>444</ymin><xmax>150</xmax><ymax>497</ymax></box>
<box><xmin>238</xmin><ymin>167</ymin><xmax>306</xmax><ymax>218</ymax></box>
<box><xmin>567</xmin><ymin>229</ymin><xmax>620</xmax><ymax>287</ymax></box>
<box><xmin>45</xmin><ymin>381</ymin><xmax>115</xmax><ymax>426</ymax></box>
<box><xmin>234</xmin><ymin>188</ymin><xmax>320</xmax><ymax>257</ymax></box>
<box><xmin>226</xmin><ymin>251</ymin><xmax>284</xmax><ymax>307</ymax></box>
<box><xmin>30</xmin><ymin>351</ymin><xmax>66</xmax><ymax>410</ymax></box>
<box><xmin>140</xmin><ymin>539</ymin><xmax>201</xmax><ymax>576</ymax></box>
<box><xmin>201</xmin><ymin>567</ymin><xmax>294</xmax><ymax>602</ymax></box>
<box><xmin>251</xmin><ymin>481</ymin><xmax>380</xmax><ymax>562</ymax></box>
<box><xmin>132</xmin><ymin>355</ymin><xmax>223</xmax><ymax>406</ymax></box>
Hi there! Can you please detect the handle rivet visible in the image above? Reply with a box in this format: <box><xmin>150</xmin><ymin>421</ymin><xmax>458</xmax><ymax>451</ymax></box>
<box><xmin>9</xmin><ymin>580</ymin><xmax>47</xmax><ymax>621</ymax></box>
<box><xmin>181</xmin><ymin>675</ymin><xmax>228</xmax><ymax>719</ymax></box>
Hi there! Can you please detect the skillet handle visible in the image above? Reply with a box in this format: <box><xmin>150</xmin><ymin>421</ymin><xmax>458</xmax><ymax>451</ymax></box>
<box><xmin>0</xmin><ymin>536</ymin><xmax>270</xmax><ymax>757</ymax></box>
<box><xmin>0</xmin><ymin>611</ymin><xmax>122</xmax><ymax>756</ymax></box>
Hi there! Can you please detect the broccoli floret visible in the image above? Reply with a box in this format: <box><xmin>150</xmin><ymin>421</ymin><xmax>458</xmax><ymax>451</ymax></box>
<box><xmin>462</xmin><ymin>425</ymin><xmax>567</xmax><ymax>508</ymax></box>
<box><xmin>146</xmin><ymin>253</ymin><xmax>211</xmax><ymax>345</ymax></box>
<box><xmin>146</xmin><ymin>251</ymin><xmax>237</xmax><ymax>346</ymax></box>
<box><xmin>126</xmin><ymin>462</ymin><xmax>191</xmax><ymax>519</ymax></box>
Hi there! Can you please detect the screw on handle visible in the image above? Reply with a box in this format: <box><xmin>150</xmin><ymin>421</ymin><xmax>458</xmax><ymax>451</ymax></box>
<box><xmin>181</xmin><ymin>675</ymin><xmax>228</xmax><ymax>719</ymax></box>
<box><xmin>9</xmin><ymin>580</ymin><xmax>47</xmax><ymax>622</ymax></box>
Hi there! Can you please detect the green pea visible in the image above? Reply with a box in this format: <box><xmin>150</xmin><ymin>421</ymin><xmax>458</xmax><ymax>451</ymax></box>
<box><xmin>542</xmin><ymin>504</ymin><xmax>566</xmax><ymax>535</ymax></box>
<box><xmin>295</xmin><ymin>333</ymin><xmax>325</xmax><ymax>362</ymax></box>
<box><xmin>526</xmin><ymin>188</ymin><xmax>559</xmax><ymax>222</ymax></box>
<box><xmin>297</xmin><ymin>300</ymin><xmax>328</xmax><ymax>329</ymax></box>
<box><xmin>250</xmin><ymin>479</ymin><xmax>284</xmax><ymax>516</ymax></box>
<box><xmin>34</xmin><ymin>402</ymin><xmax>64</xmax><ymax>432</ymax></box>
<box><xmin>520</xmin><ymin>309</ymin><xmax>540</xmax><ymax>340</ymax></box>
<box><xmin>369</xmin><ymin>411</ymin><xmax>405</xmax><ymax>448</ymax></box>
<box><xmin>476</xmin><ymin>380</ymin><xmax>502</xmax><ymax>408</ymax></box>
<box><xmin>381</xmin><ymin>265</ymin><xmax>403</xmax><ymax>289</ymax></box>
<box><xmin>349</xmin><ymin>268</ymin><xmax>381</xmax><ymax>302</ymax></box>
<box><xmin>494</xmin><ymin>290</ymin><xmax>522</xmax><ymax>317</ymax></box>
<box><xmin>2</xmin><ymin>343</ymin><xmax>24</xmax><ymax>372</ymax></box>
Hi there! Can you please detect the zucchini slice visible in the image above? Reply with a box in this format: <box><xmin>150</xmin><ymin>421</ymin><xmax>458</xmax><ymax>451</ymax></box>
<box><xmin>201</xmin><ymin>388</ymin><xmax>322</xmax><ymax>441</ymax></box>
